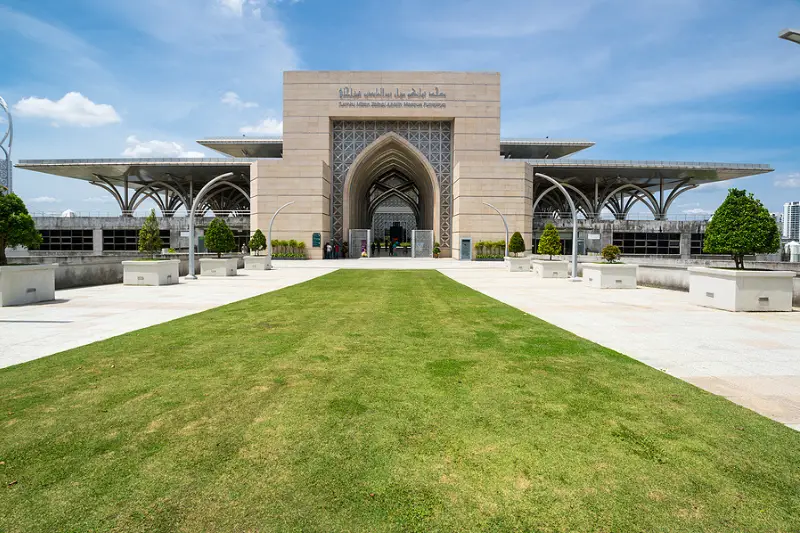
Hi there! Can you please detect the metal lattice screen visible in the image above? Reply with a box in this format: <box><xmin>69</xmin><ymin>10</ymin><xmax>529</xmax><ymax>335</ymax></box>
<box><xmin>331</xmin><ymin>120</ymin><xmax>453</xmax><ymax>248</ymax></box>
<box><xmin>349</xmin><ymin>229</ymin><xmax>371</xmax><ymax>258</ymax></box>
<box><xmin>412</xmin><ymin>230</ymin><xmax>434</xmax><ymax>258</ymax></box>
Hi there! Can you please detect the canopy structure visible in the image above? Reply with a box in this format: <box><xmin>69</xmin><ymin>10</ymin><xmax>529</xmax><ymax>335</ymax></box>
<box><xmin>17</xmin><ymin>142</ymin><xmax>772</xmax><ymax>221</ymax></box>
<box><xmin>16</xmin><ymin>158</ymin><xmax>254</xmax><ymax>216</ymax></box>
<box><xmin>527</xmin><ymin>159</ymin><xmax>772</xmax><ymax>220</ymax></box>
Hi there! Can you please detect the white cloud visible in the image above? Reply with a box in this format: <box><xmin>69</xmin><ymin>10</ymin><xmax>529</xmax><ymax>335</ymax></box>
<box><xmin>30</xmin><ymin>196</ymin><xmax>60</xmax><ymax>203</ymax></box>
<box><xmin>682</xmin><ymin>207</ymin><xmax>712</xmax><ymax>215</ymax></box>
<box><xmin>239</xmin><ymin>117</ymin><xmax>283</xmax><ymax>136</ymax></box>
<box><xmin>84</xmin><ymin>196</ymin><xmax>114</xmax><ymax>203</ymax></box>
<box><xmin>221</xmin><ymin>91</ymin><xmax>258</xmax><ymax>109</ymax></box>
<box><xmin>13</xmin><ymin>92</ymin><xmax>121</xmax><ymax>127</ymax></box>
<box><xmin>122</xmin><ymin>136</ymin><xmax>205</xmax><ymax>158</ymax></box>
<box><xmin>774</xmin><ymin>173</ymin><xmax>800</xmax><ymax>188</ymax></box>
<box><xmin>217</xmin><ymin>0</ymin><xmax>246</xmax><ymax>16</ymax></box>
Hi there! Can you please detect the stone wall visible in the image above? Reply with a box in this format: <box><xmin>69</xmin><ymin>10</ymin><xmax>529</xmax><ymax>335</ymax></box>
<box><xmin>8</xmin><ymin>254</ymin><xmax>245</xmax><ymax>290</ymax></box>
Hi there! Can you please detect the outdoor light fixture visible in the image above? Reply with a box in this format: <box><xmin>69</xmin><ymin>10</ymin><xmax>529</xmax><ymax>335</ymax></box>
<box><xmin>779</xmin><ymin>28</ymin><xmax>800</xmax><ymax>45</ymax></box>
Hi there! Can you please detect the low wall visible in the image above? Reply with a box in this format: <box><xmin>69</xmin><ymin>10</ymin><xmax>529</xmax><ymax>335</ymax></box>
<box><xmin>566</xmin><ymin>256</ymin><xmax>800</xmax><ymax>306</ymax></box>
<box><xmin>9</xmin><ymin>254</ymin><xmax>245</xmax><ymax>290</ymax></box>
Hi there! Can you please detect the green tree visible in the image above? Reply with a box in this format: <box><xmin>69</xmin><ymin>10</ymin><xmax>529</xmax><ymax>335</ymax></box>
<box><xmin>137</xmin><ymin>209</ymin><xmax>163</xmax><ymax>258</ymax></box>
<box><xmin>509</xmin><ymin>231</ymin><xmax>525</xmax><ymax>257</ymax></box>
<box><xmin>537</xmin><ymin>223</ymin><xmax>562</xmax><ymax>259</ymax></box>
<box><xmin>249</xmin><ymin>229</ymin><xmax>267</xmax><ymax>255</ymax></box>
<box><xmin>601</xmin><ymin>244</ymin><xmax>621</xmax><ymax>263</ymax></box>
<box><xmin>0</xmin><ymin>193</ymin><xmax>42</xmax><ymax>266</ymax></box>
<box><xmin>704</xmin><ymin>188</ymin><xmax>780</xmax><ymax>270</ymax></box>
<box><xmin>204</xmin><ymin>218</ymin><xmax>236</xmax><ymax>258</ymax></box>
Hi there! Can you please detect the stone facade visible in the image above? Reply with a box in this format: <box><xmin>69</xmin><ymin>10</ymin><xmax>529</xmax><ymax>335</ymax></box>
<box><xmin>250</xmin><ymin>71</ymin><xmax>525</xmax><ymax>259</ymax></box>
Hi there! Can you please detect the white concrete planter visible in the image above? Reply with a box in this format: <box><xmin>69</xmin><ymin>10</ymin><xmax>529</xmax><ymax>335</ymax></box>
<box><xmin>0</xmin><ymin>264</ymin><xmax>56</xmax><ymax>306</ymax></box>
<box><xmin>244</xmin><ymin>255</ymin><xmax>272</xmax><ymax>270</ymax></box>
<box><xmin>531</xmin><ymin>259</ymin><xmax>569</xmax><ymax>278</ymax></box>
<box><xmin>122</xmin><ymin>260</ymin><xmax>179</xmax><ymax>286</ymax></box>
<box><xmin>505</xmin><ymin>257</ymin><xmax>530</xmax><ymax>272</ymax></box>
<box><xmin>200</xmin><ymin>257</ymin><xmax>238</xmax><ymax>277</ymax></box>
<box><xmin>689</xmin><ymin>267</ymin><xmax>795</xmax><ymax>312</ymax></box>
<box><xmin>583</xmin><ymin>263</ymin><xmax>638</xmax><ymax>289</ymax></box>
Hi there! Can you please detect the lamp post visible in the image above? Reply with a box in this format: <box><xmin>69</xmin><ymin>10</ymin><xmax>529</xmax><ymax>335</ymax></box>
<box><xmin>265</xmin><ymin>201</ymin><xmax>295</xmax><ymax>269</ymax></box>
<box><xmin>534</xmin><ymin>172</ymin><xmax>580</xmax><ymax>281</ymax></box>
<box><xmin>187</xmin><ymin>172</ymin><xmax>234</xmax><ymax>279</ymax></box>
<box><xmin>779</xmin><ymin>28</ymin><xmax>800</xmax><ymax>45</ymax></box>
<box><xmin>482</xmin><ymin>202</ymin><xmax>509</xmax><ymax>257</ymax></box>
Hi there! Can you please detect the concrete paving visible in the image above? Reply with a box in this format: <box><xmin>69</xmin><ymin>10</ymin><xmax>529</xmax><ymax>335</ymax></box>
<box><xmin>0</xmin><ymin>267</ymin><xmax>336</xmax><ymax>369</ymax></box>
<box><xmin>440</xmin><ymin>268</ymin><xmax>800</xmax><ymax>431</ymax></box>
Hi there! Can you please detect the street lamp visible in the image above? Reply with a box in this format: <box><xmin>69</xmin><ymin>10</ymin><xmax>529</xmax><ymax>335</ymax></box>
<box><xmin>265</xmin><ymin>201</ymin><xmax>295</xmax><ymax>269</ymax></box>
<box><xmin>482</xmin><ymin>202</ymin><xmax>509</xmax><ymax>257</ymax></box>
<box><xmin>534</xmin><ymin>173</ymin><xmax>580</xmax><ymax>281</ymax></box>
<box><xmin>780</xmin><ymin>28</ymin><xmax>800</xmax><ymax>45</ymax></box>
<box><xmin>187</xmin><ymin>172</ymin><xmax>234</xmax><ymax>279</ymax></box>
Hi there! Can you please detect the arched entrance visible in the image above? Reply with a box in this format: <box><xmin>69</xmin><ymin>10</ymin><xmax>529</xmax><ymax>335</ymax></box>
<box><xmin>343</xmin><ymin>132</ymin><xmax>440</xmax><ymax>251</ymax></box>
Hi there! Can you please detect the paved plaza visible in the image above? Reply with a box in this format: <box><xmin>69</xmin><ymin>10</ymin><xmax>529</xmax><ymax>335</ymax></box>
<box><xmin>2</xmin><ymin>258</ymin><xmax>798</xmax><ymax>431</ymax></box>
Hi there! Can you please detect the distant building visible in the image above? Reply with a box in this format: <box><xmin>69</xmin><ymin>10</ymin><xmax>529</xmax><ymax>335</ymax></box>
<box><xmin>784</xmin><ymin>201</ymin><xmax>800</xmax><ymax>240</ymax></box>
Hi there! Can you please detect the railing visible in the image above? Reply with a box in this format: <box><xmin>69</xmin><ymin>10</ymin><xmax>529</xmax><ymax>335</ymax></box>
<box><xmin>533</xmin><ymin>212</ymin><xmax>711</xmax><ymax>222</ymax></box>
<box><xmin>30</xmin><ymin>210</ymin><xmax>251</xmax><ymax>218</ymax></box>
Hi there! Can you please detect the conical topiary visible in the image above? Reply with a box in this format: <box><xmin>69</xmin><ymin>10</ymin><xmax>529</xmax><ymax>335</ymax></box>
<box><xmin>137</xmin><ymin>209</ymin><xmax>162</xmax><ymax>258</ymax></box>
<box><xmin>204</xmin><ymin>218</ymin><xmax>236</xmax><ymax>258</ymax></box>
<box><xmin>249</xmin><ymin>229</ymin><xmax>267</xmax><ymax>255</ymax></box>
<box><xmin>537</xmin><ymin>223</ymin><xmax>561</xmax><ymax>260</ymax></box>
<box><xmin>508</xmin><ymin>231</ymin><xmax>525</xmax><ymax>257</ymax></box>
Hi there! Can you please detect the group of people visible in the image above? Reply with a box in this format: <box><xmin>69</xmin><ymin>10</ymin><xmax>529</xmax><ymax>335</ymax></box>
<box><xmin>322</xmin><ymin>242</ymin><xmax>345</xmax><ymax>259</ymax></box>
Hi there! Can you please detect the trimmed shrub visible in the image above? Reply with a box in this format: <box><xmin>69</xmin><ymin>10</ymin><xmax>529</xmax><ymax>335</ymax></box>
<box><xmin>0</xmin><ymin>192</ymin><xmax>42</xmax><ymax>266</ymax></box>
<box><xmin>703</xmin><ymin>188</ymin><xmax>780</xmax><ymax>270</ymax></box>
<box><xmin>601</xmin><ymin>244</ymin><xmax>621</xmax><ymax>263</ymax></box>
<box><xmin>137</xmin><ymin>209</ymin><xmax>162</xmax><ymax>258</ymax></box>
<box><xmin>537</xmin><ymin>223</ymin><xmax>561</xmax><ymax>259</ymax></box>
<box><xmin>204</xmin><ymin>218</ymin><xmax>236</xmax><ymax>258</ymax></box>
<box><xmin>509</xmin><ymin>232</ymin><xmax>525</xmax><ymax>257</ymax></box>
<box><xmin>249</xmin><ymin>229</ymin><xmax>267</xmax><ymax>255</ymax></box>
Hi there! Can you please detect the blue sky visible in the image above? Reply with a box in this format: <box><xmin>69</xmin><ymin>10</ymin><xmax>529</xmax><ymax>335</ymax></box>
<box><xmin>1</xmin><ymin>0</ymin><xmax>799</xmax><ymax>216</ymax></box>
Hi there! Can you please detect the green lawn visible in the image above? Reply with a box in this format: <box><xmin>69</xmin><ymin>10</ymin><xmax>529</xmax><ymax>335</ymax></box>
<box><xmin>1</xmin><ymin>270</ymin><xmax>799</xmax><ymax>532</ymax></box>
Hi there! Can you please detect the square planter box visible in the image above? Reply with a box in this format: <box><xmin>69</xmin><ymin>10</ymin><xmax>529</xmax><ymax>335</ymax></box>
<box><xmin>689</xmin><ymin>267</ymin><xmax>795</xmax><ymax>312</ymax></box>
<box><xmin>200</xmin><ymin>257</ymin><xmax>238</xmax><ymax>277</ymax></box>
<box><xmin>244</xmin><ymin>255</ymin><xmax>272</xmax><ymax>270</ymax></box>
<box><xmin>583</xmin><ymin>263</ymin><xmax>638</xmax><ymax>289</ymax></box>
<box><xmin>122</xmin><ymin>260</ymin><xmax>179</xmax><ymax>286</ymax></box>
<box><xmin>505</xmin><ymin>257</ymin><xmax>530</xmax><ymax>272</ymax></box>
<box><xmin>531</xmin><ymin>259</ymin><xmax>569</xmax><ymax>278</ymax></box>
<box><xmin>0</xmin><ymin>264</ymin><xmax>56</xmax><ymax>306</ymax></box>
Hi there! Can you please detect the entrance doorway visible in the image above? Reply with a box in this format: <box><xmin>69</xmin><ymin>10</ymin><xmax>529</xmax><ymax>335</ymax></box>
<box><xmin>343</xmin><ymin>132</ymin><xmax>440</xmax><ymax>257</ymax></box>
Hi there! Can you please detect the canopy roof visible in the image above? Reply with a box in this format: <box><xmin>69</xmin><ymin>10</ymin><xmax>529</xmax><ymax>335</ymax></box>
<box><xmin>16</xmin><ymin>158</ymin><xmax>254</xmax><ymax>188</ymax></box>
<box><xmin>195</xmin><ymin>137</ymin><xmax>595</xmax><ymax>160</ymax></box>
<box><xmin>525</xmin><ymin>159</ymin><xmax>772</xmax><ymax>190</ymax></box>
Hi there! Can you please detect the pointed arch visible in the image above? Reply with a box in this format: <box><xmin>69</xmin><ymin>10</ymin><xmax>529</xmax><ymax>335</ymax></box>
<box><xmin>342</xmin><ymin>131</ymin><xmax>440</xmax><ymax>239</ymax></box>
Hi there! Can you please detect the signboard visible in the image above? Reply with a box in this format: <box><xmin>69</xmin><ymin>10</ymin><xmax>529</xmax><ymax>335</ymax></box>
<box><xmin>338</xmin><ymin>86</ymin><xmax>447</xmax><ymax>109</ymax></box>
<box><xmin>312</xmin><ymin>232</ymin><xmax>321</xmax><ymax>248</ymax></box>
<box><xmin>588</xmin><ymin>233</ymin><xmax>601</xmax><ymax>240</ymax></box>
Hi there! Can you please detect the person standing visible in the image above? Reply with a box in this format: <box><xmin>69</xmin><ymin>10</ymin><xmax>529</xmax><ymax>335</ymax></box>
<box><xmin>334</xmin><ymin>243</ymin><xmax>340</xmax><ymax>259</ymax></box>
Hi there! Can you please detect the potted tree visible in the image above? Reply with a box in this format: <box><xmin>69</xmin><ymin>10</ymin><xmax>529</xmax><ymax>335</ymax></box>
<box><xmin>244</xmin><ymin>228</ymin><xmax>270</xmax><ymax>270</ymax></box>
<box><xmin>689</xmin><ymin>188</ymin><xmax>792</xmax><ymax>311</ymax></box>
<box><xmin>583</xmin><ymin>244</ymin><xmax>638</xmax><ymax>288</ymax></box>
<box><xmin>531</xmin><ymin>222</ymin><xmax>568</xmax><ymax>278</ymax></box>
<box><xmin>200</xmin><ymin>218</ymin><xmax>238</xmax><ymax>276</ymax></box>
<box><xmin>122</xmin><ymin>209</ymin><xmax>179</xmax><ymax>286</ymax></box>
<box><xmin>433</xmin><ymin>242</ymin><xmax>441</xmax><ymax>259</ymax></box>
<box><xmin>0</xmin><ymin>192</ymin><xmax>53</xmax><ymax>306</ymax></box>
<box><xmin>505</xmin><ymin>231</ymin><xmax>529</xmax><ymax>271</ymax></box>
